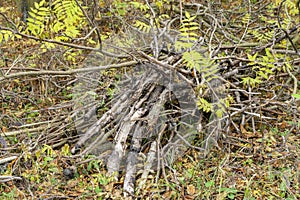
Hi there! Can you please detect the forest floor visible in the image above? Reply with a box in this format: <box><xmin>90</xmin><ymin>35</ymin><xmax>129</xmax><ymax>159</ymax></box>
<box><xmin>1</xmin><ymin>0</ymin><xmax>300</xmax><ymax>199</ymax></box>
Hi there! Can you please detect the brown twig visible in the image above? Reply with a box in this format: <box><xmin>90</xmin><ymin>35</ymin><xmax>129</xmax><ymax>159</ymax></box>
<box><xmin>0</xmin><ymin>60</ymin><xmax>138</xmax><ymax>82</ymax></box>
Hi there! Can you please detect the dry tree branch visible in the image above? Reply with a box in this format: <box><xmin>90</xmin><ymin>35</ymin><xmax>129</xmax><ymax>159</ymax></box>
<box><xmin>277</xmin><ymin>0</ymin><xmax>299</xmax><ymax>55</ymax></box>
<box><xmin>0</xmin><ymin>175</ymin><xmax>22</xmax><ymax>183</ymax></box>
<box><xmin>0</xmin><ymin>60</ymin><xmax>138</xmax><ymax>82</ymax></box>
<box><xmin>286</xmin><ymin>66</ymin><xmax>298</xmax><ymax>95</ymax></box>
<box><xmin>0</xmin><ymin>12</ymin><xmax>17</xmax><ymax>30</ymax></box>
<box><xmin>0</xmin><ymin>156</ymin><xmax>18</xmax><ymax>165</ymax></box>
<box><xmin>74</xmin><ymin>0</ymin><xmax>103</xmax><ymax>50</ymax></box>
<box><xmin>0</xmin><ymin>124</ymin><xmax>51</xmax><ymax>137</ymax></box>
<box><xmin>0</xmin><ymin>26</ymin><xmax>127</xmax><ymax>58</ymax></box>
<box><xmin>123</xmin><ymin>121</ymin><xmax>143</xmax><ymax>196</ymax></box>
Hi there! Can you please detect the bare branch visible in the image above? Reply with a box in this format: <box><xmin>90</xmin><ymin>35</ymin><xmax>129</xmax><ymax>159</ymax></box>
<box><xmin>0</xmin><ymin>60</ymin><xmax>138</xmax><ymax>82</ymax></box>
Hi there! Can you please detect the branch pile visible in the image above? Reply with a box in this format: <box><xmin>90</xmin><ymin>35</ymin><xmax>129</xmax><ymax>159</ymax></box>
<box><xmin>0</xmin><ymin>1</ymin><xmax>300</xmax><ymax>198</ymax></box>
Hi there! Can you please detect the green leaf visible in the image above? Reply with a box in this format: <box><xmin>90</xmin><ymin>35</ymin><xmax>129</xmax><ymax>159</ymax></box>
<box><xmin>247</xmin><ymin>53</ymin><xmax>258</xmax><ymax>62</ymax></box>
<box><xmin>180</xmin><ymin>27</ymin><xmax>189</xmax><ymax>32</ymax></box>
<box><xmin>265</xmin><ymin>48</ymin><xmax>272</xmax><ymax>58</ymax></box>
<box><xmin>188</xmin><ymin>22</ymin><xmax>199</xmax><ymax>26</ymax></box>
<box><xmin>215</xmin><ymin>109</ymin><xmax>223</xmax><ymax>118</ymax></box>
<box><xmin>185</xmin><ymin>11</ymin><xmax>191</xmax><ymax>19</ymax></box>
<box><xmin>228</xmin><ymin>193</ymin><xmax>235</xmax><ymax>199</ymax></box>
<box><xmin>197</xmin><ymin>97</ymin><xmax>212</xmax><ymax>112</ymax></box>
<box><xmin>34</xmin><ymin>2</ymin><xmax>40</xmax><ymax>10</ymax></box>
<box><xmin>205</xmin><ymin>180</ymin><xmax>215</xmax><ymax>187</ymax></box>
<box><xmin>262</xmin><ymin>55</ymin><xmax>269</xmax><ymax>62</ymax></box>
<box><xmin>292</xmin><ymin>93</ymin><xmax>300</xmax><ymax>99</ymax></box>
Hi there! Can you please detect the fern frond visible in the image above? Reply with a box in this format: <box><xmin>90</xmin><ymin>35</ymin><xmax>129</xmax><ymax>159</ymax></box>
<box><xmin>175</xmin><ymin>11</ymin><xmax>199</xmax><ymax>51</ymax></box>
<box><xmin>0</xmin><ymin>30</ymin><xmax>14</xmax><ymax>43</ymax></box>
<box><xmin>23</xmin><ymin>0</ymin><xmax>87</xmax><ymax>49</ymax></box>
<box><xmin>26</xmin><ymin>0</ymin><xmax>50</xmax><ymax>36</ymax></box>
<box><xmin>130</xmin><ymin>2</ymin><xmax>149</xmax><ymax>12</ymax></box>
<box><xmin>134</xmin><ymin>20</ymin><xmax>151</xmax><ymax>33</ymax></box>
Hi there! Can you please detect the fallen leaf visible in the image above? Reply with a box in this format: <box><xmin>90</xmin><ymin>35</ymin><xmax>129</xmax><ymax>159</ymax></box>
<box><xmin>186</xmin><ymin>184</ymin><xmax>195</xmax><ymax>195</ymax></box>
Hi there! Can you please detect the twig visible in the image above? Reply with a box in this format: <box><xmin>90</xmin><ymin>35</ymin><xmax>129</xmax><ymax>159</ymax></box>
<box><xmin>228</xmin><ymin>107</ymin><xmax>277</xmax><ymax>120</ymax></box>
<box><xmin>0</xmin><ymin>26</ymin><xmax>127</xmax><ymax>58</ymax></box>
<box><xmin>277</xmin><ymin>0</ymin><xmax>299</xmax><ymax>55</ymax></box>
<box><xmin>74</xmin><ymin>0</ymin><xmax>102</xmax><ymax>50</ymax></box>
<box><xmin>0</xmin><ymin>60</ymin><xmax>138</xmax><ymax>82</ymax></box>
<box><xmin>0</xmin><ymin>124</ymin><xmax>51</xmax><ymax>137</ymax></box>
<box><xmin>0</xmin><ymin>156</ymin><xmax>18</xmax><ymax>165</ymax></box>
<box><xmin>286</xmin><ymin>64</ymin><xmax>298</xmax><ymax>95</ymax></box>
<box><xmin>0</xmin><ymin>175</ymin><xmax>22</xmax><ymax>183</ymax></box>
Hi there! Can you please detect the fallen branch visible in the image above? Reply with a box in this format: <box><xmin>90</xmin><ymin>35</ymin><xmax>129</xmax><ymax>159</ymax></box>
<box><xmin>0</xmin><ymin>156</ymin><xmax>18</xmax><ymax>165</ymax></box>
<box><xmin>0</xmin><ymin>61</ymin><xmax>138</xmax><ymax>82</ymax></box>
<box><xmin>0</xmin><ymin>175</ymin><xmax>22</xmax><ymax>183</ymax></box>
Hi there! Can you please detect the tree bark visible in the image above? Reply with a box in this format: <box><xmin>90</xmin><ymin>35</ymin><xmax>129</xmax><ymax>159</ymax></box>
<box><xmin>15</xmin><ymin>0</ymin><xmax>40</xmax><ymax>22</ymax></box>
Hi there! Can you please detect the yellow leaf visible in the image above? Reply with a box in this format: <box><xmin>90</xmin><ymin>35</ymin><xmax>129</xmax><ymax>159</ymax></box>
<box><xmin>185</xmin><ymin>11</ymin><xmax>190</xmax><ymax>19</ymax></box>
<box><xmin>34</xmin><ymin>2</ymin><xmax>40</xmax><ymax>10</ymax></box>
<box><xmin>265</xmin><ymin>146</ymin><xmax>272</xmax><ymax>152</ymax></box>
<box><xmin>186</xmin><ymin>185</ymin><xmax>196</xmax><ymax>195</ymax></box>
